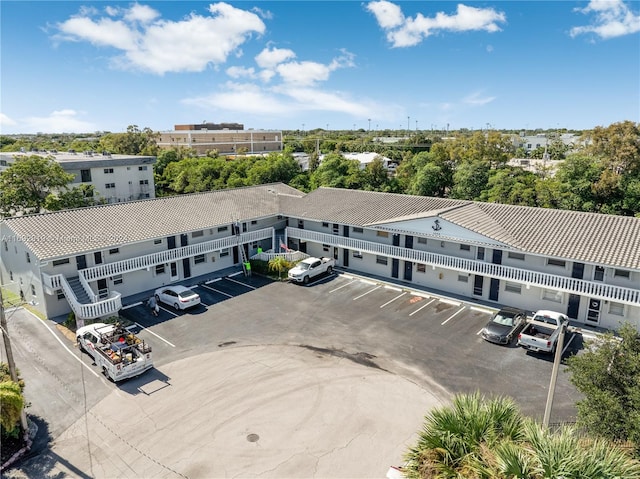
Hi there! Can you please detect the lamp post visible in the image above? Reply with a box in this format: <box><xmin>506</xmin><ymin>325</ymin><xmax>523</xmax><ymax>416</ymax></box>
<box><xmin>543</xmin><ymin>322</ymin><xmax>568</xmax><ymax>428</ymax></box>
<box><xmin>368</xmin><ymin>118</ymin><xmax>371</xmax><ymax>132</ymax></box>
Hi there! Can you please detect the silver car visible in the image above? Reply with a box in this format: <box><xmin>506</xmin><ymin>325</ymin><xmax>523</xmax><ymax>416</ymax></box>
<box><xmin>154</xmin><ymin>285</ymin><xmax>201</xmax><ymax>310</ymax></box>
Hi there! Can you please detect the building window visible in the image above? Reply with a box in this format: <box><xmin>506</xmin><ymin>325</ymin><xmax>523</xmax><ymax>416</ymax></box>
<box><xmin>458</xmin><ymin>274</ymin><xmax>469</xmax><ymax>283</ymax></box>
<box><xmin>594</xmin><ymin>266</ymin><xmax>605</xmax><ymax>281</ymax></box>
<box><xmin>353</xmin><ymin>227</ymin><xmax>364</xmax><ymax>234</ymax></box>
<box><xmin>477</xmin><ymin>247</ymin><xmax>485</xmax><ymax>260</ymax></box>
<box><xmin>105</xmin><ymin>183</ymin><xmax>115</xmax><ymax>189</ymax></box>
<box><xmin>460</xmin><ymin>244</ymin><xmax>471</xmax><ymax>251</ymax></box>
<box><xmin>26</xmin><ymin>252</ymin><xmax>30</xmax><ymax>263</ymax></box>
<box><xmin>505</xmin><ymin>282</ymin><xmax>522</xmax><ymax>294</ymax></box>
<box><xmin>542</xmin><ymin>289</ymin><xmax>562</xmax><ymax>303</ymax></box>
<box><xmin>417</xmin><ymin>237</ymin><xmax>427</xmax><ymax>245</ymax></box>
<box><xmin>9</xmin><ymin>271</ymin><xmax>13</xmax><ymax>281</ymax></box>
<box><xmin>353</xmin><ymin>251</ymin><xmax>363</xmax><ymax>259</ymax></box>
<box><xmin>155</xmin><ymin>264</ymin><xmax>165</xmax><ymax>274</ymax></box>
<box><xmin>417</xmin><ymin>264</ymin><xmax>426</xmax><ymax>273</ymax></box>
<box><xmin>104</xmin><ymin>168</ymin><xmax>114</xmax><ymax>174</ymax></box>
<box><xmin>154</xmin><ymin>239</ymin><xmax>162</xmax><ymax>245</ymax></box>
<box><xmin>508</xmin><ymin>252</ymin><xmax>525</xmax><ymax>260</ymax></box>
<box><xmin>376</xmin><ymin>231</ymin><xmax>389</xmax><ymax>238</ymax></box>
<box><xmin>52</xmin><ymin>258</ymin><xmax>70</xmax><ymax>266</ymax></box>
<box><xmin>31</xmin><ymin>284</ymin><xmax>36</xmax><ymax>296</ymax></box>
<box><xmin>322</xmin><ymin>222</ymin><xmax>329</xmax><ymax>228</ymax></box>
<box><xmin>57</xmin><ymin>290</ymin><xmax>65</xmax><ymax>300</ymax></box>
<box><xmin>112</xmin><ymin>274</ymin><xmax>123</xmax><ymax>285</ymax></box>
<box><xmin>218</xmin><ymin>226</ymin><xmax>228</xmax><ymax>232</ymax></box>
<box><xmin>614</xmin><ymin>269</ymin><xmax>630</xmax><ymax>279</ymax></box>
<box><xmin>332</xmin><ymin>224</ymin><xmax>339</xmax><ymax>234</ymax></box>
<box><xmin>144</xmin><ymin>193</ymin><xmax>150</xmax><ymax>198</ymax></box>
<box><xmin>322</xmin><ymin>244</ymin><xmax>330</xmax><ymax>252</ymax></box>
<box><xmin>109</xmin><ymin>248</ymin><xmax>119</xmax><ymax>254</ymax></box>
<box><xmin>138</xmin><ymin>165</ymin><xmax>148</xmax><ymax>171</ymax></box>
<box><xmin>139</xmin><ymin>179</ymin><xmax>149</xmax><ymax>185</ymax></box>
<box><xmin>220</xmin><ymin>249</ymin><xmax>230</xmax><ymax>257</ymax></box>
<box><xmin>194</xmin><ymin>254</ymin><xmax>206</xmax><ymax>264</ymax></box>
<box><xmin>376</xmin><ymin>256</ymin><xmax>388</xmax><ymax>265</ymax></box>
<box><xmin>3</xmin><ymin>241</ymin><xmax>7</xmax><ymax>251</ymax></box>
<box><xmin>547</xmin><ymin>258</ymin><xmax>566</xmax><ymax>268</ymax></box>
<box><xmin>251</xmin><ymin>220</ymin><xmax>257</xmax><ymax>225</ymax></box>
<box><xmin>608</xmin><ymin>302</ymin><xmax>624</xmax><ymax>316</ymax></box>
<box><xmin>192</xmin><ymin>230</ymin><xmax>204</xmax><ymax>238</ymax></box>
<box><xmin>80</xmin><ymin>169</ymin><xmax>92</xmax><ymax>182</ymax></box>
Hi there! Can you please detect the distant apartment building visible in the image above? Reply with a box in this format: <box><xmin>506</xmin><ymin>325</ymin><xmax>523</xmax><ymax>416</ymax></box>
<box><xmin>514</xmin><ymin>133</ymin><xmax>583</xmax><ymax>154</ymax></box>
<box><xmin>0</xmin><ymin>151</ymin><xmax>156</xmax><ymax>203</ymax></box>
<box><xmin>156</xmin><ymin>122</ymin><xmax>283</xmax><ymax>156</ymax></box>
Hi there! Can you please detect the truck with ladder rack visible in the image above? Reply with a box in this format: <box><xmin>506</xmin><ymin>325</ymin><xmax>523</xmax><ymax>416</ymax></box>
<box><xmin>76</xmin><ymin>322</ymin><xmax>153</xmax><ymax>381</ymax></box>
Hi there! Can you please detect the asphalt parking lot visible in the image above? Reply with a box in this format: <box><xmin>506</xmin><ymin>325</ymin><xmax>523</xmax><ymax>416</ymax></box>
<box><xmin>3</xmin><ymin>270</ymin><xmax>584</xmax><ymax>478</ymax></box>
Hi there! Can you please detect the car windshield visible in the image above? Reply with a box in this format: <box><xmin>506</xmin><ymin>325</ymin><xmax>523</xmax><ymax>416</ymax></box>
<box><xmin>178</xmin><ymin>290</ymin><xmax>197</xmax><ymax>299</ymax></box>
<box><xmin>297</xmin><ymin>263</ymin><xmax>310</xmax><ymax>271</ymax></box>
<box><xmin>492</xmin><ymin>313</ymin><xmax>515</xmax><ymax>326</ymax></box>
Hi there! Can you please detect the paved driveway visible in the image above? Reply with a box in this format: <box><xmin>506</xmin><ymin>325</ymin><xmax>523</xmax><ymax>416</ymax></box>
<box><xmin>3</xmin><ymin>271</ymin><xmax>583</xmax><ymax>478</ymax></box>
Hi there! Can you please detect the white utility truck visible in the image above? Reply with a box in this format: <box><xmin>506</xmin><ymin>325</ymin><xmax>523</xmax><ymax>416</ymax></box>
<box><xmin>288</xmin><ymin>257</ymin><xmax>335</xmax><ymax>284</ymax></box>
<box><xmin>77</xmin><ymin>322</ymin><xmax>153</xmax><ymax>381</ymax></box>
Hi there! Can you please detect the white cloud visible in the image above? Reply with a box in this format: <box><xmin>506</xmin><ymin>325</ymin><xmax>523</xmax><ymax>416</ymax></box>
<box><xmin>570</xmin><ymin>0</ymin><xmax>640</xmax><ymax>39</ymax></box>
<box><xmin>276</xmin><ymin>61</ymin><xmax>333</xmax><ymax>86</ymax></box>
<box><xmin>367</xmin><ymin>1</ymin><xmax>506</xmax><ymax>47</ymax></box>
<box><xmin>462</xmin><ymin>91</ymin><xmax>496</xmax><ymax>106</ymax></box>
<box><xmin>226</xmin><ymin>66</ymin><xmax>256</xmax><ymax>79</ymax></box>
<box><xmin>14</xmin><ymin>110</ymin><xmax>96</xmax><ymax>134</ymax></box>
<box><xmin>255</xmin><ymin>46</ymin><xmax>296</xmax><ymax>69</ymax></box>
<box><xmin>0</xmin><ymin>112</ymin><xmax>18</xmax><ymax>127</ymax></box>
<box><xmin>53</xmin><ymin>2</ymin><xmax>266</xmax><ymax>74</ymax></box>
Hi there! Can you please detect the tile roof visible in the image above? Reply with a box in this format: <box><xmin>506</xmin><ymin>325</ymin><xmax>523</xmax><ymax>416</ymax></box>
<box><xmin>3</xmin><ymin>184</ymin><xmax>639</xmax><ymax>270</ymax></box>
<box><xmin>281</xmin><ymin>187</ymin><xmax>640</xmax><ymax>270</ymax></box>
<box><xmin>3</xmin><ymin>184</ymin><xmax>302</xmax><ymax>260</ymax></box>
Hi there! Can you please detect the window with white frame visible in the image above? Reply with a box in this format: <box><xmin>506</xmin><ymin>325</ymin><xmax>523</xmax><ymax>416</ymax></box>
<box><xmin>458</xmin><ymin>274</ymin><xmax>469</xmax><ymax>283</ymax></box>
<box><xmin>376</xmin><ymin>231</ymin><xmax>389</xmax><ymax>238</ymax></box>
<box><xmin>547</xmin><ymin>258</ymin><xmax>566</xmax><ymax>267</ymax></box>
<box><xmin>155</xmin><ymin>264</ymin><xmax>165</xmax><ymax>275</ymax></box>
<box><xmin>220</xmin><ymin>249</ymin><xmax>230</xmax><ymax>257</ymax></box>
<box><xmin>508</xmin><ymin>252</ymin><xmax>525</xmax><ymax>260</ymax></box>
<box><xmin>353</xmin><ymin>251</ymin><xmax>363</xmax><ymax>259</ymax></box>
<box><xmin>192</xmin><ymin>230</ymin><xmax>204</xmax><ymax>238</ymax></box>
<box><xmin>322</xmin><ymin>222</ymin><xmax>329</xmax><ymax>228</ymax></box>
<box><xmin>138</xmin><ymin>165</ymin><xmax>148</xmax><ymax>171</ymax></box>
<box><xmin>154</xmin><ymin>239</ymin><xmax>162</xmax><ymax>245</ymax></box>
<box><xmin>112</xmin><ymin>274</ymin><xmax>123</xmax><ymax>285</ymax></box>
<box><xmin>322</xmin><ymin>244</ymin><xmax>330</xmax><ymax>252</ymax></box>
<box><xmin>104</xmin><ymin>168</ymin><xmax>114</xmax><ymax>174</ymax></box>
<box><xmin>417</xmin><ymin>264</ymin><xmax>426</xmax><ymax>273</ymax></box>
<box><xmin>31</xmin><ymin>284</ymin><xmax>36</xmax><ymax>296</ymax></box>
<box><xmin>109</xmin><ymin>248</ymin><xmax>119</xmax><ymax>254</ymax></box>
<box><xmin>352</xmin><ymin>227</ymin><xmax>363</xmax><ymax>234</ymax></box>
<box><xmin>25</xmin><ymin>252</ymin><xmax>30</xmax><ymax>263</ymax></box>
<box><xmin>417</xmin><ymin>237</ymin><xmax>427</xmax><ymax>244</ymax></box>
<box><xmin>52</xmin><ymin>258</ymin><xmax>70</xmax><ymax>266</ymax></box>
<box><xmin>194</xmin><ymin>254</ymin><xmax>206</xmax><ymax>264</ymax></box>
<box><xmin>57</xmin><ymin>290</ymin><xmax>65</xmax><ymax>300</ymax></box>
<box><xmin>542</xmin><ymin>289</ymin><xmax>562</xmax><ymax>303</ymax></box>
<box><xmin>218</xmin><ymin>226</ymin><xmax>228</xmax><ymax>232</ymax></box>
<box><xmin>376</xmin><ymin>256</ymin><xmax>388</xmax><ymax>265</ymax></box>
<box><xmin>614</xmin><ymin>269</ymin><xmax>630</xmax><ymax>279</ymax></box>
<box><xmin>505</xmin><ymin>282</ymin><xmax>522</xmax><ymax>294</ymax></box>
<box><xmin>608</xmin><ymin>302</ymin><xmax>624</xmax><ymax>316</ymax></box>
<box><xmin>460</xmin><ymin>244</ymin><xmax>471</xmax><ymax>251</ymax></box>
<box><xmin>105</xmin><ymin>183</ymin><xmax>115</xmax><ymax>189</ymax></box>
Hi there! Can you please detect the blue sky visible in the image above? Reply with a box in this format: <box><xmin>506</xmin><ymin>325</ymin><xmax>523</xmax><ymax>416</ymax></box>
<box><xmin>1</xmin><ymin>1</ymin><xmax>639</xmax><ymax>134</ymax></box>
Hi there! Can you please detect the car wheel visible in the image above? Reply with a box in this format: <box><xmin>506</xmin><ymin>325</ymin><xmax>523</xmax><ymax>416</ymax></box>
<box><xmin>174</xmin><ymin>302</ymin><xmax>180</xmax><ymax>311</ymax></box>
<box><xmin>102</xmin><ymin>367</ymin><xmax>112</xmax><ymax>381</ymax></box>
<box><xmin>303</xmin><ymin>275</ymin><xmax>310</xmax><ymax>284</ymax></box>
<box><xmin>327</xmin><ymin>266</ymin><xmax>333</xmax><ymax>274</ymax></box>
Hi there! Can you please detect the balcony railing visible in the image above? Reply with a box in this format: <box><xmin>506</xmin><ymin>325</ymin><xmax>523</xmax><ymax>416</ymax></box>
<box><xmin>81</xmin><ymin>228</ymin><xmax>273</xmax><ymax>282</ymax></box>
<box><xmin>42</xmin><ymin>273</ymin><xmax>122</xmax><ymax>320</ymax></box>
<box><xmin>287</xmin><ymin>227</ymin><xmax>640</xmax><ymax>306</ymax></box>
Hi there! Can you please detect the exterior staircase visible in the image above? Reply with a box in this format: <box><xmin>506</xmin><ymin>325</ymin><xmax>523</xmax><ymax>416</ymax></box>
<box><xmin>67</xmin><ymin>277</ymin><xmax>92</xmax><ymax>304</ymax></box>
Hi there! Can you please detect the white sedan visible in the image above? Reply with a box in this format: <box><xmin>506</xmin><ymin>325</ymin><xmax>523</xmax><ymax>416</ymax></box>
<box><xmin>154</xmin><ymin>285</ymin><xmax>201</xmax><ymax>310</ymax></box>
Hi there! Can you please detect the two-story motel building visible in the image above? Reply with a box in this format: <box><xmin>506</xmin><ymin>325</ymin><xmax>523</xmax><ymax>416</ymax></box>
<box><xmin>1</xmin><ymin>184</ymin><xmax>638</xmax><ymax>331</ymax></box>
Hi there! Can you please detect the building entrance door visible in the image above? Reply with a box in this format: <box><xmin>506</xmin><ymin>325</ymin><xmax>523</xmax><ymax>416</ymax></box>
<box><xmin>170</xmin><ymin>262</ymin><xmax>179</xmax><ymax>281</ymax></box>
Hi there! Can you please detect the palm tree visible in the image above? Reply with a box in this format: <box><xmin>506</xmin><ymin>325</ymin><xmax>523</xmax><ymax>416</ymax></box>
<box><xmin>403</xmin><ymin>392</ymin><xmax>640</xmax><ymax>479</ymax></box>
<box><xmin>268</xmin><ymin>256</ymin><xmax>291</xmax><ymax>280</ymax></box>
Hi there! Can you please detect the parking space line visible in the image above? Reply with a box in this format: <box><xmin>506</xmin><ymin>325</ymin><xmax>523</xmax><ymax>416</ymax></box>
<box><xmin>26</xmin><ymin>309</ymin><xmax>101</xmax><ymax>378</ymax></box>
<box><xmin>353</xmin><ymin>285</ymin><xmax>382</xmax><ymax>300</ymax></box>
<box><xmin>384</xmin><ymin>285</ymin><xmax>402</xmax><ymax>292</ymax></box>
<box><xmin>470</xmin><ymin>306</ymin><xmax>494</xmax><ymax>314</ymax></box>
<box><xmin>199</xmin><ymin>283</ymin><xmax>234</xmax><ymax>298</ymax></box>
<box><xmin>122</xmin><ymin>301</ymin><xmax>142</xmax><ymax>310</ymax></box>
<box><xmin>409</xmin><ymin>298</ymin><xmax>436</xmax><ymax>316</ymax></box>
<box><xmin>441</xmin><ymin>306</ymin><xmax>466</xmax><ymax>325</ymax></box>
<box><xmin>205</xmin><ymin>278</ymin><xmax>223</xmax><ymax>285</ymax></box>
<box><xmin>476</xmin><ymin>328</ymin><xmax>485</xmax><ymax>335</ymax></box>
<box><xmin>329</xmin><ymin>280</ymin><xmax>357</xmax><ymax>293</ymax></box>
<box><xmin>226</xmin><ymin>277</ymin><xmax>256</xmax><ymax>290</ymax></box>
<box><xmin>134</xmin><ymin>322</ymin><xmax>176</xmax><ymax>348</ymax></box>
<box><xmin>411</xmin><ymin>292</ymin><xmax>431</xmax><ymax>299</ymax></box>
<box><xmin>360</xmin><ymin>279</ymin><xmax>378</xmax><ymax>285</ymax></box>
<box><xmin>380</xmin><ymin>292</ymin><xmax>407</xmax><ymax>308</ymax></box>
<box><xmin>440</xmin><ymin>298</ymin><xmax>461</xmax><ymax>307</ymax></box>
<box><xmin>159</xmin><ymin>306</ymin><xmax>179</xmax><ymax>317</ymax></box>
<box><xmin>228</xmin><ymin>271</ymin><xmax>243</xmax><ymax>278</ymax></box>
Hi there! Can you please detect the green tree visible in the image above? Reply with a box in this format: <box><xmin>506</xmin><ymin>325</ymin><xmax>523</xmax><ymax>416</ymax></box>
<box><xmin>309</xmin><ymin>153</ymin><xmax>364</xmax><ymax>190</ymax></box>
<box><xmin>44</xmin><ymin>184</ymin><xmax>99</xmax><ymax>210</ymax></box>
<box><xmin>99</xmin><ymin>125</ymin><xmax>159</xmax><ymax>156</ymax></box>
<box><xmin>566</xmin><ymin>322</ymin><xmax>640</xmax><ymax>451</ymax></box>
<box><xmin>0</xmin><ymin>363</ymin><xmax>25</xmax><ymax>437</ymax></box>
<box><xmin>480</xmin><ymin>167</ymin><xmax>538</xmax><ymax>206</ymax></box>
<box><xmin>363</xmin><ymin>156</ymin><xmax>390</xmax><ymax>191</ymax></box>
<box><xmin>0</xmin><ymin>155</ymin><xmax>75</xmax><ymax>216</ymax></box>
<box><xmin>450</xmin><ymin>160</ymin><xmax>491</xmax><ymax>200</ymax></box>
<box><xmin>268</xmin><ymin>256</ymin><xmax>291</xmax><ymax>279</ymax></box>
<box><xmin>587</xmin><ymin>121</ymin><xmax>640</xmax><ymax>176</ymax></box>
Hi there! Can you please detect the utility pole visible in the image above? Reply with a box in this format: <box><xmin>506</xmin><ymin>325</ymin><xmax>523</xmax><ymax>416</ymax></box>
<box><xmin>0</xmin><ymin>287</ymin><xmax>29</xmax><ymax>434</ymax></box>
<box><xmin>543</xmin><ymin>322</ymin><xmax>567</xmax><ymax>428</ymax></box>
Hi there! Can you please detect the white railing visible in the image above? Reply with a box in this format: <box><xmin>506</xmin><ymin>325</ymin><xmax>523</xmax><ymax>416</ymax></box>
<box><xmin>251</xmin><ymin>250</ymin><xmax>309</xmax><ymax>262</ymax></box>
<box><xmin>287</xmin><ymin>227</ymin><xmax>640</xmax><ymax>306</ymax></box>
<box><xmin>81</xmin><ymin>228</ymin><xmax>273</xmax><ymax>282</ymax></box>
<box><xmin>42</xmin><ymin>273</ymin><xmax>122</xmax><ymax>320</ymax></box>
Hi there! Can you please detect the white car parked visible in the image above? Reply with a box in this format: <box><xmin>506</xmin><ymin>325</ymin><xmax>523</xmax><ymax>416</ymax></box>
<box><xmin>154</xmin><ymin>285</ymin><xmax>201</xmax><ymax>310</ymax></box>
